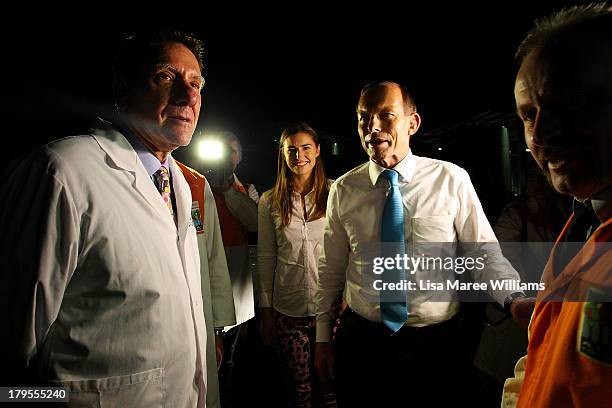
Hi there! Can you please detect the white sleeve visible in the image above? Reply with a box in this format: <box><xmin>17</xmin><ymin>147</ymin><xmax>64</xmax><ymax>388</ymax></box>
<box><xmin>256</xmin><ymin>192</ymin><xmax>276</xmax><ymax>308</ymax></box>
<box><xmin>315</xmin><ymin>182</ymin><xmax>349</xmax><ymax>342</ymax></box>
<box><xmin>0</xmin><ymin>151</ymin><xmax>79</xmax><ymax>382</ymax></box>
<box><xmin>454</xmin><ymin>169</ymin><xmax>521</xmax><ymax>304</ymax></box>
<box><xmin>223</xmin><ymin>186</ymin><xmax>258</xmax><ymax>232</ymax></box>
<box><xmin>502</xmin><ymin>354</ymin><xmax>527</xmax><ymax>408</ymax></box>
<box><xmin>247</xmin><ymin>183</ymin><xmax>260</xmax><ymax>204</ymax></box>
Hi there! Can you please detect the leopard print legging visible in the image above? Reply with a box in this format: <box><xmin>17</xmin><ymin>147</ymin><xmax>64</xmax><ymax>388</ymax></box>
<box><xmin>275</xmin><ymin>312</ymin><xmax>337</xmax><ymax>408</ymax></box>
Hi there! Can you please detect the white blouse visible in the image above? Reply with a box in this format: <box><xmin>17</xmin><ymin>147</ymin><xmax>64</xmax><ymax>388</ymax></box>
<box><xmin>257</xmin><ymin>187</ymin><xmax>327</xmax><ymax>317</ymax></box>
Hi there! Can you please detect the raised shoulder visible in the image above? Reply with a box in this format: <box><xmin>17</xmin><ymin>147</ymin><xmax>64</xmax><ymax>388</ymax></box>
<box><xmin>259</xmin><ymin>188</ymin><xmax>274</xmax><ymax>206</ymax></box>
<box><xmin>175</xmin><ymin>160</ymin><xmax>206</xmax><ymax>185</ymax></box>
<box><xmin>332</xmin><ymin>162</ymin><xmax>370</xmax><ymax>188</ymax></box>
<box><xmin>414</xmin><ymin>155</ymin><xmax>470</xmax><ymax>180</ymax></box>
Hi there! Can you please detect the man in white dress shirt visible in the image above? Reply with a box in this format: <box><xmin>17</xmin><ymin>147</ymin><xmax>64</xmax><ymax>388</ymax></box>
<box><xmin>314</xmin><ymin>81</ymin><xmax>530</xmax><ymax>407</ymax></box>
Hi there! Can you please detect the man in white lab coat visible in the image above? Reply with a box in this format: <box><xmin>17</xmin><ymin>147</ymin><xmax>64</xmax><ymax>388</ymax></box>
<box><xmin>0</xmin><ymin>29</ymin><xmax>209</xmax><ymax>407</ymax></box>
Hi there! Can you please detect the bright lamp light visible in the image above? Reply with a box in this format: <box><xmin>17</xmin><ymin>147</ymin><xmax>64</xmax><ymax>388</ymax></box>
<box><xmin>198</xmin><ymin>139</ymin><xmax>224</xmax><ymax>160</ymax></box>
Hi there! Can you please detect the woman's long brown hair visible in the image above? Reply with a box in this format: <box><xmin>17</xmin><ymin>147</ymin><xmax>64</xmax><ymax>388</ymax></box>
<box><xmin>272</xmin><ymin>123</ymin><xmax>330</xmax><ymax>228</ymax></box>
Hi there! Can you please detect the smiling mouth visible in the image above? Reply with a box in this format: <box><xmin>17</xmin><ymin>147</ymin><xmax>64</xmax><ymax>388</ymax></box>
<box><xmin>293</xmin><ymin>161</ymin><xmax>309</xmax><ymax>167</ymax></box>
<box><xmin>541</xmin><ymin>152</ymin><xmax>585</xmax><ymax>174</ymax></box>
<box><xmin>547</xmin><ymin>159</ymin><xmax>568</xmax><ymax>170</ymax></box>
<box><xmin>536</xmin><ymin>145</ymin><xmax>584</xmax><ymax>172</ymax></box>
<box><xmin>542</xmin><ymin>150</ymin><xmax>582</xmax><ymax>171</ymax></box>
<box><xmin>367</xmin><ymin>139</ymin><xmax>389</xmax><ymax>149</ymax></box>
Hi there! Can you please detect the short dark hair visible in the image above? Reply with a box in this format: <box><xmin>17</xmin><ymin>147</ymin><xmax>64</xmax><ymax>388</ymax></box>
<box><xmin>113</xmin><ymin>28</ymin><xmax>204</xmax><ymax>83</ymax></box>
<box><xmin>359</xmin><ymin>81</ymin><xmax>417</xmax><ymax>112</ymax></box>
<box><xmin>516</xmin><ymin>2</ymin><xmax>612</xmax><ymax>62</ymax></box>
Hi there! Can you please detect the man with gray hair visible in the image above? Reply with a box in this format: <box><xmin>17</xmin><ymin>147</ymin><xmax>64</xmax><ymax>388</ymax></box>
<box><xmin>504</xmin><ymin>3</ymin><xmax>612</xmax><ymax>407</ymax></box>
<box><xmin>0</xmin><ymin>30</ymin><xmax>209</xmax><ymax>406</ymax></box>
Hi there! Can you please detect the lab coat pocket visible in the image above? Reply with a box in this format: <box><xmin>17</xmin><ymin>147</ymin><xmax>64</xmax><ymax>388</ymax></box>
<box><xmin>53</xmin><ymin>367</ymin><xmax>164</xmax><ymax>408</ymax></box>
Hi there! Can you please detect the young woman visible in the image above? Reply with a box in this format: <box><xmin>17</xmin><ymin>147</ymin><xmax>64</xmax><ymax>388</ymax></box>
<box><xmin>257</xmin><ymin>123</ymin><xmax>336</xmax><ymax>407</ymax></box>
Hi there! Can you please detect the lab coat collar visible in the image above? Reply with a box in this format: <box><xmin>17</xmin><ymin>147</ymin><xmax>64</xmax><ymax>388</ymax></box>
<box><xmin>89</xmin><ymin>118</ymin><xmax>189</xmax><ymax>235</ymax></box>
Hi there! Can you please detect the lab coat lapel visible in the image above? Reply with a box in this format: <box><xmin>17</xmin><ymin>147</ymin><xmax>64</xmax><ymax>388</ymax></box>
<box><xmin>89</xmin><ymin>118</ymin><xmax>177</xmax><ymax>232</ymax></box>
<box><xmin>168</xmin><ymin>156</ymin><xmax>192</xmax><ymax>245</ymax></box>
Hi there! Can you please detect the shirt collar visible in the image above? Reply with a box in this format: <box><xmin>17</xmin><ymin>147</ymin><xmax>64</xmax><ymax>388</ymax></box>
<box><xmin>590</xmin><ymin>184</ymin><xmax>612</xmax><ymax>224</ymax></box>
<box><xmin>117</xmin><ymin>124</ymin><xmax>170</xmax><ymax>177</ymax></box>
<box><xmin>291</xmin><ymin>189</ymin><xmax>315</xmax><ymax>199</ymax></box>
<box><xmin>368</xmin><ymin>149</ymin><xmax>417</xmax><ymax>186</ymax></box>
<box><xmin>290</xmin><ymin>181</ymin><xmax>316</xmax><ymax>198</ymax></box>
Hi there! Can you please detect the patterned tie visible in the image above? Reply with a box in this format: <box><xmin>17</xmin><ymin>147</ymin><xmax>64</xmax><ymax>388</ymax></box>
<box><xmin>154</xmin><ymin>165</ymin><xmax>174</xmax><ymax>216</ymax></box>
<box><xmin>380</xmin><ymin>169</ymin><xmax>408</xmax><ymax>332</ymax></box>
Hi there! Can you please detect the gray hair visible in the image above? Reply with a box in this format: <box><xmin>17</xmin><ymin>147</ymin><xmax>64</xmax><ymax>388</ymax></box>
<box><xmin>516</xmin><ymin>2</ymin><xmax>612</xmax><ymax>62</ymax></box>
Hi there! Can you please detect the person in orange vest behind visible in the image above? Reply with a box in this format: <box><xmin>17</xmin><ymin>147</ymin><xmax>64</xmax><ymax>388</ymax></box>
<box><xmin>176</xmin><ymin>160</ymin><xmax>236</xmax><ymax>408</ymax></box>
<box><xmin>208</xmin><ymin>131</ymin><xmax>259</xmax><ymax>407</ymax></box>
<box><xmin>503</xmin><ymin>3</ymin><xmax>612</xmax><ymax>407</ymax></box>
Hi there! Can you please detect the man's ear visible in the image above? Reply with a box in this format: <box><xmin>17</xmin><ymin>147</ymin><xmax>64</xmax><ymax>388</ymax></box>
<box><xmin>112</xmin><ymin>74</ymin><xmax>128</xmax><ymax>110</ymax></box>
<box><xmin>408</xmin><ymin>112</ymin><xmax>421</xmax><ymax>136</ymax></box>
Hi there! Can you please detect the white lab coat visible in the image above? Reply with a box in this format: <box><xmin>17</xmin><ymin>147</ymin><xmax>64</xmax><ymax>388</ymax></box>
<box><xmin>0</xmin><ymin>119</ymin><xmax>207</xmax><ymax>407</ymax></box>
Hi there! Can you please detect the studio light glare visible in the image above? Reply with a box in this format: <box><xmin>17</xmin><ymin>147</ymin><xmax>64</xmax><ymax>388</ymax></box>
<box><xmin>198</xmin><ymin>139</ymin><xmax>224</xmax><ymax>160</ymax></box>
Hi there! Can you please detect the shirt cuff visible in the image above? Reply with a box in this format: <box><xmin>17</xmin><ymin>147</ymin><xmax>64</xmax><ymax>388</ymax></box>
<box><xmin>259</xmin><ymin>291</ymin><xmax>273</xmax><ymax>308</ymax></box>
<box><xmin>316</xmin><ymin>318</ymin><xmax>333</xmax><ymax>343</ymax></box>
<box><xmin>492</xmin><ymin>284</ymin><xmax>524</xmax><ymax>306</ymax></box>
<box><xmin>213</xmin><ymin>317</ymin><xmax>237</xmax><ymax>328</ymax></box>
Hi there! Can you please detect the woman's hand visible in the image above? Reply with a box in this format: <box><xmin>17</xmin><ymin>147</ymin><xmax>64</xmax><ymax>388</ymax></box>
<box><xmin>215</xmin><ymin>334</ymin><xmax>224</xmax><ymax>370</ymax></box>
<box><xmin>260</xmin><ymin>308</ymin><xmax>277</xmax><ymax>348</ymax></box>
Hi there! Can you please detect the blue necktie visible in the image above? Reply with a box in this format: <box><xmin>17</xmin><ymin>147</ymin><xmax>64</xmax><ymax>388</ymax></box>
<box><xmin>380</xmin><ymin>169</ymin><xmax>408</xmax><ymax>332</ymax></box>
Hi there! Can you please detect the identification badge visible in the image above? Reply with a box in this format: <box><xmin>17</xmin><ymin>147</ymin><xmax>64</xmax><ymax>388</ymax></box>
<box><xmin>191</xmin><ymin>201</ymin><xmax>204</xmax><ymax>234</ymax></box>
<box><xmin>577</xmin><ymin>287</ymin><xmax>612</xmax><ymax>365</ymax></box>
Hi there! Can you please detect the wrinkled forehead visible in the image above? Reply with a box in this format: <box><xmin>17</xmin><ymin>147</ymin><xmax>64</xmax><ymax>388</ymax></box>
<box><xmin>357</xmin><ymin>85</ymin><xmax>405</xmax><ymax>113</ymax></box>
<box><xmin>516</xmin><ymin>32</ymin><xmax>612</xmax><ymax>95</ymax></box>
<box><xmin>130</xmin><ymin>42</ymin><xmax>199</xmax><ymax>81</ymax></box>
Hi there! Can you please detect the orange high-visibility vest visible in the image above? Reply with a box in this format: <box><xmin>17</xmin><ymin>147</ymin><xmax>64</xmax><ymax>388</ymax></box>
<box><xmin>212</xmin><ymin>181</ymin><xmax>249</xmax><ymax>246</ymax></box>
<box><xmin>517</xmin><ymin>216</ymin><xmax>612</xmax><ymax>408</ymax></box>
<box><xmin>176</xmin><ymin>161</ymin><xmax>206</xmax><ymax>235</ymax></box>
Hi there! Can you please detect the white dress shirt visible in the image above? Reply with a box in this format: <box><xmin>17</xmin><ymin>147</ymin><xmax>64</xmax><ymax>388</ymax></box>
<box><xmin>258</xmin><ymin>188</ymin><xmax>327</xmax><ymax>317</ymax></box>
<box><xmin>315</xmin><ymin>151</ymin><xmax>520</xmax><ymax>342</ymax></box>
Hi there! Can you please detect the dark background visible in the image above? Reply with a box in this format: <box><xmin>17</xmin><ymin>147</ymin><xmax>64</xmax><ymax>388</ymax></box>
<box><xmin>1</xmin><ymin>3</ymin><xmax>588</xmax><ymax>406</ymax></box>
<box><xmin>3</xmin><ymin>1</ymin><xmax>587</xmax><ymax>219</ymax></box>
